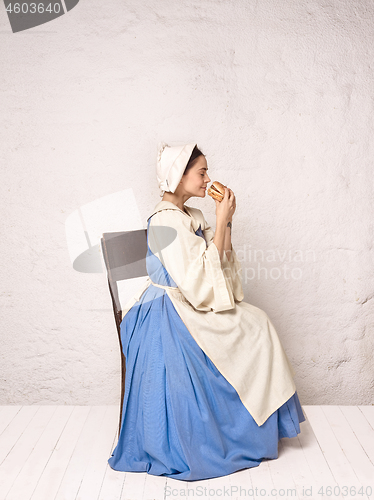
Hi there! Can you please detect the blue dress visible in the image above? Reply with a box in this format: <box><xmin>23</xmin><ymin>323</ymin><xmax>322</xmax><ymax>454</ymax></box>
<box><xmin>108</xmin><ymin>216</ymin><xmax>305</xmax><ymax>481</ymax></box>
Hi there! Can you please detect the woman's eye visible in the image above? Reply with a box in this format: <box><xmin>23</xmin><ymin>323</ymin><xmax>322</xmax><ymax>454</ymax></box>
<box><xmin>201</xmin><ymin>174</ymin><xmax>204</xmax><ymax>177</ymax></box>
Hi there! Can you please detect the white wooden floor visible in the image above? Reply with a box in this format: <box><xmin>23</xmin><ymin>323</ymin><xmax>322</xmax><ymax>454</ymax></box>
<box><xmin>0</xmin><ymin>406</ymin><xmax>373</xmax><ymax>500</ymax></box>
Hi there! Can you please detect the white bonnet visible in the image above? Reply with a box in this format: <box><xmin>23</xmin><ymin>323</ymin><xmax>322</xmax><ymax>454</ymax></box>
<box><xmin>156</xmin><ymin>142</ymin><xmax>197</xmax><ymax>197</ymax></box>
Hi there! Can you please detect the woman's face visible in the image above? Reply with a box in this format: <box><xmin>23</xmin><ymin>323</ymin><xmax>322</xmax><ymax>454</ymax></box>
<box><xmin>180</xmin><ymin>155</ymin><xmax>211</xmax><ymax>198</ymax></box>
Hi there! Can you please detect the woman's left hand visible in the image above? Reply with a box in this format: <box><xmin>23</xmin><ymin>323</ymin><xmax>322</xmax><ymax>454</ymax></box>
<box><xmin>227</xmin><ymin>188</ymin><xmax>236</xmax><ymax>221</ymax></box>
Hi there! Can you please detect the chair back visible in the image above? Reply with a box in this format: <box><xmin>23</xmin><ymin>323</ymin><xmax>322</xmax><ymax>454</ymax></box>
<box><xmin>101</xmin><ymin>229</ymin><xmax>148</xmax><ymax>434</ymax></box>
<box><xmin>101</xmin><ymin>229</ymin><xmax>148</xmax><ymax>330</ymax></box>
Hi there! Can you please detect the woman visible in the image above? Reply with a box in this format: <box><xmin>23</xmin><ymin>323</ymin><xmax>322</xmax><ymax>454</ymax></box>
<box><xmin>108</xmin><ymin>142</ymin><xmax>305</xmax><ymax>481</ymax></box>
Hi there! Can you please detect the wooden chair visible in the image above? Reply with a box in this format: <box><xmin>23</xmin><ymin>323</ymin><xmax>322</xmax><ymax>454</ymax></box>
<box><xmin>101</xmin><ymin>229</ymin><xmax>148</xmax><ymax>435</ymax></box>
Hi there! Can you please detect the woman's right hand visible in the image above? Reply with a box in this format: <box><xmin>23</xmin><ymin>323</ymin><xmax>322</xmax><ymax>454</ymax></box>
<box><xmin>215</xmin><ymin>187</ymin><xmax>234</xmax><ymax>222</ymax></box>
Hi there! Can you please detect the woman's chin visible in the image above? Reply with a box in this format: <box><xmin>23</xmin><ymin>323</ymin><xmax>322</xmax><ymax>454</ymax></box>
<box><xmin>191</xmin><ymin>189</ymin><xmax>206</xmax><ymax>197</ymax></box>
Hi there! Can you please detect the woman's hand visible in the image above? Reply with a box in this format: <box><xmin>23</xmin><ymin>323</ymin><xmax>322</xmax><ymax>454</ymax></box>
<box><xmin>215</xmin><ymin>187</ymin><xmax>236</xmax><ymax>222</ymax></box>
<box><xmin>227</xmin><ymin>188</ymin><xmax>236</xmax><ymax>220</ymax></box>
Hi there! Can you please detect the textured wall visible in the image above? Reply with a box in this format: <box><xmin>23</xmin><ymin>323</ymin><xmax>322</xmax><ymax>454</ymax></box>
<box><xmin>1</xmin><ymin>0</ymin><xmax>373</xmax><ymax>405</ymax></box>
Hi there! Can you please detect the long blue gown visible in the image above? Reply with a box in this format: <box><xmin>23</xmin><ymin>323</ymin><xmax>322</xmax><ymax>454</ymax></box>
<box><xmin>108</xmin><ymin>215</ymin><xmax>305</xmax><ymax>481</ymax></box>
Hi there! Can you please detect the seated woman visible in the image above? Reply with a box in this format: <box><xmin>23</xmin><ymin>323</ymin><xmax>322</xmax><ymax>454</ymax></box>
<box><xmin>108</xmin><ymin>142</ymin><xmax>305</xmax><ymax>481</ymax></box>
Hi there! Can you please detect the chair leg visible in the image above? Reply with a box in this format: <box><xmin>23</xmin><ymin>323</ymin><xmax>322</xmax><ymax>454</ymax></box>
<box><xmin>106</xmin><ymin>278</ymin><xmax>125</xmax><ymax>437</ymax></box>
<box><xmin>118</xmin><ymin>353</ymin><xmax>126</xmax><ymax>437</ymax></box>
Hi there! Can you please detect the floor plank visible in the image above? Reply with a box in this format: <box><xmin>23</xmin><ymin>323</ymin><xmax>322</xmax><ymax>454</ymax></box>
<box><xmin>75</xmin><ymin>406</ymin><xmax>119</xmax><ymax>500</ymax></box>
<box><xmin>0</xmin><ymin>406</ymin><xmax>40</xmax><ymax>466</ymax></box>
<box><xmin>304</xmin><ymin>406</ymin><xmax>361</xmax><ymax>495</ymax></box>
<box><xmin>6</xmin><ymin>406</ymin><xmax>74</xmax><ymax>500</ymax></box>
<box><xmin>296</xmin><ymin>407</ymin><xmax>337</xmax><ymax>487</ymax></box>
<box><xmin>1</xmin><ymin>405</ymin><xmax>373</xmax><ymax>500</ymax></box>
<box><xmin>228</xmin><ymin>467</ymin><xmax>253</xmax><ymax>500</ymax></box>
<box><xmin>208</xmin><ymin>470</ymin><xmax>237</xmax><ymax>500</ymax></box>
<box><xmin>0</xmin><ymin>406</ymin><xmax>56</xmax><ymax>500</ymax></box>
<box><xmin>322</xmin><ymin>406</ymin><xmax>374</xmax><ymax>499</ymax></box>
<box><xmin>30</xmin><ymin>406</ymin><xmax>91</xmax><ymax>500</ymax></box>
<box><xmin>54</xmin><ymin>406</ymin><xmax>108</xmax><ymax>500</ymax></box>
<box><xmin>142</xmin><ymin>471</ymin><xmax>168</xmax><ymax>500</ymax></box>
<box><xmin>249</xmin><ymin>460</ymin><xmax>278</xmax><ymax>499</ymax></box>
<box><xmin>98</xmin><ymin>408</ymin><xmax>127</xmax><ymax>500</ymax></box>
<box><xmin>278</xmin><ymin>427</ymin><xmax>318</xmax><ymax>498</ymax></box>
<box><xmin>120</xmin><ymin>471</ymin><xmax>147</xmax><ymax>500</ymax></box>
<box><xmin>359</xmin><ymin>406</ymin><xmax>374</xmax><ymax>431</ymax></box>
<box><xmin>267</xmin><ymin>439</ymin><xmax>301</xmax><ymax>500</ymax></box>
<box><xmin>341</xmin><ymin>406</ymin><xmax>374</xmax><ymax>466</ymax></box>
<box><xmin>0</xmin><ymin>406</ymin><xmax>22</xmax><ymax>437</ymax></box>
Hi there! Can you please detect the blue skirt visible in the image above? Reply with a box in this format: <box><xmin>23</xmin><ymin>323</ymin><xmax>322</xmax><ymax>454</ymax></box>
<box><xmin>108</xmin><ymin>284</ymin><xmax>305</xmax><ymax>481</ymax></box>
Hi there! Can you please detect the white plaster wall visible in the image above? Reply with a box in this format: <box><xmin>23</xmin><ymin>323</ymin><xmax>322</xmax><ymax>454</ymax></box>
<box><xmin>0</xmin><ymin>0</ymin><xmax>373</xmax><ymax>405</ymax></box>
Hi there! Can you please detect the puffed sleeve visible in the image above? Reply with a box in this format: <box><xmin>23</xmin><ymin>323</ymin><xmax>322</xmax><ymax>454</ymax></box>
<box><xmin>148</xmin><ymin>209</ymin><xmax>236</xmax><ymax>312</ymax></box>
<box><xmin>203</xmin><ymin>217</ymin><xmax>244</xmax><ymax>303</ymax></box>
